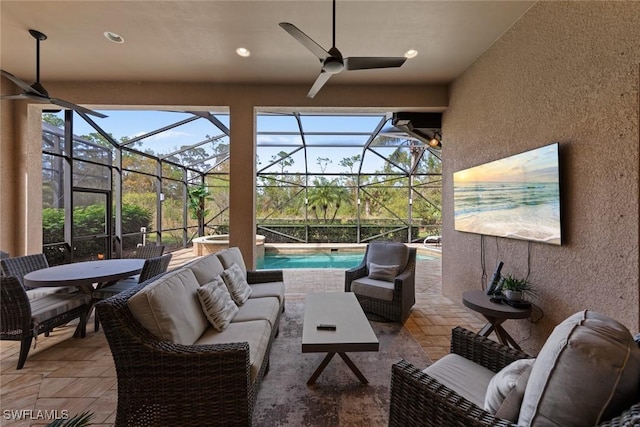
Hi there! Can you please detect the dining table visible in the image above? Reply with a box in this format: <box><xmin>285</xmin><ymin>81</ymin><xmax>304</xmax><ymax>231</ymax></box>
<box><xmin>24</xmin><ymin>259</ymin><xmax>145</xmax><ymax>337</ymax></box>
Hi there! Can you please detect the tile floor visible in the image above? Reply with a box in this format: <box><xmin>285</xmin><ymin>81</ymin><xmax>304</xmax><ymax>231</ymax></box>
<box><xmin>0</xmin><ymin>246</ymin><xmax>485</xmax><ymax>426</ymax></box>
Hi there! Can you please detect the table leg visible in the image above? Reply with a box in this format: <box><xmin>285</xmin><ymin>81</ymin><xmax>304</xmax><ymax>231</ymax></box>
<box><xmin>479</xmin><ymin>316</ymin><xmax>522</xmax><ymax>350</ymax></box>
<box><xmin>307</xmin><ymin>352</ymin><xmax>336</xmax><ymax>385</ymax></box>
<box><xmin>307</xmin><ymin>352</ymin><xmax>369</xmax><ymax>385</ymax></box>
<box><xmin>73</xmin><ymin>283</ymin><xmax>101</xmax><ymax>338</ymax></box>
<box><xmin>338</xmin><ymin>352</ymin><xmax>369</xmax><ymax>384</ymax></box>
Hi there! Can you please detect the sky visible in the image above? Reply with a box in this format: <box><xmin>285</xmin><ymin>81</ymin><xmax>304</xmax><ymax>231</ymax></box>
<box><xmin>52</xmin><ymin>109</ymin><xmax>404</xmax><ymax>174</ymax></box>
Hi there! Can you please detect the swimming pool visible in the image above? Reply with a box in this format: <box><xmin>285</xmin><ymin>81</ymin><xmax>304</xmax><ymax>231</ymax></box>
<box><xmin>257</xmin><ymin>250</ymin><xmax>436</xmax><ymax>269</ymax></box>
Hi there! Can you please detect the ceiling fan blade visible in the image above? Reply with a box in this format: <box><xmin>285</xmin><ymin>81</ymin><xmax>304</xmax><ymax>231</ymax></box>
<box><xmin>344</xmin><ymin>57</ymin><xmax>407</xmax><ymax>71</ymax></box>
<box><xmin>279</xmin><ymin>22</ymin><xmax>330</xmax><ymax>60</ymax></box>
<box><xmin>50</xmin><ymin>98</ymin><xmax>108</xmax><ymax>118</ymax></box>
<box><xmin>1</xmin><ymin>69</ymin><xmax>46</xmax><ymax>96</ymax></box>
<box><xmin>307</xmin><ymin>71</ymin><xmax>332</xmax><ymax>99</ymax></box>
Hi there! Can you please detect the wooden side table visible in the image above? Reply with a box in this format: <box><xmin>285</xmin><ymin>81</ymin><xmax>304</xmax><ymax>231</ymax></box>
<box><xmin>462</xmin><ymin>290</ymin><xmax>532</xmax><ymax>350</ymax></box>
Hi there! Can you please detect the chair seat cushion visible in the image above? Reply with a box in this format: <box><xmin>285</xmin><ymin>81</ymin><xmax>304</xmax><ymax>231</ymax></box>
<box><xmin>30</xmin><ymin>293</ymin><xmax>91</xmax><ymax>324</ymax></box>
<box><xmin>127</xmin><ymin>268</ymin><xmax>209</xmax><ymax>345</ymax></box>
<box><xmin>519</xmin><ymin>310</ymin><xmax>640</xmax><ymax>427</ymax></box>
<box><xmin>423</xmin><ymin>353</ymin><xmax>495</xmax><ymax>407</ymax></box>
<box><xmin>231</xmin><ymin>297</ymin><xmax>280</xmax><ymax>329</ymax></box>
<box><xmin>351</xmin><ymin>276</ymin><xmax>395</xmax><ymax>301</ymax></box>
<box><xmin>195</xmin><ymin>319</ymin><xmax>271</xmax><ymax>382</ymax></box>
<box><xmin>26</xmin><ymin>286</ymin><xmax>78</xmax><ymax>301</ymax></box>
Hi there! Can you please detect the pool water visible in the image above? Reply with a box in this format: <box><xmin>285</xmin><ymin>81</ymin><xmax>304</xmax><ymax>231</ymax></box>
<box><xmin>257</xmin><ymin>251</ymin><xmax>435</xmax><ymax>269</ymax></box>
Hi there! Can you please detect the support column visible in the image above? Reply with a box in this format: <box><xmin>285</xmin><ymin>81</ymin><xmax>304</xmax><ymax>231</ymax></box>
<box><xmin>229</xmin><ymin>102</ymin><xmax>256</xmax><ymax>268</ymax></box>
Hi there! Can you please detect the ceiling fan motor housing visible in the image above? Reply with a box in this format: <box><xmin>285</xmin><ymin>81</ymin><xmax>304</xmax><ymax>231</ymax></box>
<box><xmin>323</xmin><ymin>56</ymin><xmax>344</xmax><ymax>74</ymax></box>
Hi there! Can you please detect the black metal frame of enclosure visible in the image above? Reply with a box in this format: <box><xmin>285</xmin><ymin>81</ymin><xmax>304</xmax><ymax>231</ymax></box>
<box><xmin>41</xmin><ymin>109</ymin><xmax>441</xmax><ymax>262</ymax></box>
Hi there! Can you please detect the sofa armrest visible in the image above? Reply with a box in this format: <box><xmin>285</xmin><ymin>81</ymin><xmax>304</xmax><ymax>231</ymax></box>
<box><xmin>451</xmin><ymin>326</ymin><xmax>532</xmax><ymax>373</ymax></box>
<box><xmin>389</xmin><ymin>359</ymin><xmax>517</xmax><ymax>427</ymax></box>
<box><xmin>247</xmin><ymin>269</ymin><xmax>283</xmax><ymax>284</ymax></box>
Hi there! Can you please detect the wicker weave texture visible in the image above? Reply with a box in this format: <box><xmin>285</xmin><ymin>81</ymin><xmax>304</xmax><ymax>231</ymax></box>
<box><xmin>96</xmin><ymin>273</ymin><xmax>282</xmax><ymax>426</ymax></box>
<box><xmin>344</xmin><ymin>244</ymin><xmax>416</xmax><ymax>322</ymax></box>
<box><xmin>0</xmin><ymin>275</ymin><xmax>90</xmax><ymax>369</ymax></box>
<box><xmin>389</xmin><ymin>326</ymin><xmax>640</xmax><ymax>427</ymax></box>
<box><xmin>1</xmin><ymin>254</ymin><xmax>49</xmax><ymax>289</ymax></box>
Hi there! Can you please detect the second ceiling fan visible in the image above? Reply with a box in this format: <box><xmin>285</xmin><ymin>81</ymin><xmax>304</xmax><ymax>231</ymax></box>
<box><xmin>280</xmin><ymin>0</ymin><xmax>407</xmax><ymax>98</ymax></box>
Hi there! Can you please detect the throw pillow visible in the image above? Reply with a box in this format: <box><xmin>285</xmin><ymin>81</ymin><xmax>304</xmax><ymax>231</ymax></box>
<box><xmin>518</xmin><ymin>310</ymin><xmax>640</xmax><ymax>427</ymax></box>
<box><xmin>484</xmin><ymin>358</ymin><xmax>535</xmax><ymax>422</ymax></box>
<box><xmin>222</xmin><ymin>263</ymin><xmax>253</xmax><ymax>305</ymax></box>
<box><xmin>196</xmin><ymin>276</ymin><xmax>238</xmax><ymax>331</ymax></box>
<box><xmin>368</xmin><ymin>262</ymin><xmax>399</xmax><ymax>282</ymax></box>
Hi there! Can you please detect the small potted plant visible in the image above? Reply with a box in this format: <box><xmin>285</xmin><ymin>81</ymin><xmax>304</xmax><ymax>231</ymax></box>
<box><xmin>501</xmin><ymin>274</ymin><xmax>536</xmax><ymax>301</ymax></box>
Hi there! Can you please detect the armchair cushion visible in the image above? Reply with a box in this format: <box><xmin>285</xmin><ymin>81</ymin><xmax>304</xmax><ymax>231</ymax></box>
<box><xmin>186</xmin><ymin>253</ymin><xmax>225</xmax><ymax>285</ymax></box>
<box><xmin>484</xmin><ymin>358</ymin><xmax>535</xmax><ymax>421</ymax></box>
<box><xmin>519</xmin><ymin>310</ymin><xmax>640</xmax><ymax>427</ymax></box>
<box><xmin>127</xmin><ymin>268</ymin><xmax>208</xmax><ymax>345</ymax></box>
<box><xmin>222</xmin><ymin>263</ymin><xmax>253</xmax><ymax>305</ymax></box>
<box><xmin>366</xmin><ymin>241</ymin><xmax>409</xmax><ymax>272</ymax></box>
<box><xmin>367</xmin><ymin>262</ymin><xmax>399</xmax><ymax>282</ymax></box>
<box><xmin>350</xmin><ymin>277</ymin><xmax>395</xmax><ymax>301</ymax></box>
<box><xmin>423</xmin><ymin>353</ymin><xmax>495</xmax><ymax>407</ymax></box>
<box><xmin>196</xmin><ymin>276</ymin><xmax>238</xmax><ymax>331</ymax></box>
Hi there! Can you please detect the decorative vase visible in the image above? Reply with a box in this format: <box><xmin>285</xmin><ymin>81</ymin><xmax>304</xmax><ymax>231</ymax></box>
<box><xmin>504</xmin><ymin>290</ymin><xmax>523</xmax><ymax>301</ymax></box>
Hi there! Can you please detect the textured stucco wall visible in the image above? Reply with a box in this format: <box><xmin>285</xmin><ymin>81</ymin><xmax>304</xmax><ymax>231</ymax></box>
<box><xmin>443</xmin><ymin>1</ymin><xmax>640</xmax><ymax>352</ymax></box>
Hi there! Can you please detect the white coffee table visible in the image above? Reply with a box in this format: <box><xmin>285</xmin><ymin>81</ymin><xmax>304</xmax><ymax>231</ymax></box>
<box><xmin>302</xmin><ymin>292</ymin><xmax>379</xmax><ymax>385</ymax></box>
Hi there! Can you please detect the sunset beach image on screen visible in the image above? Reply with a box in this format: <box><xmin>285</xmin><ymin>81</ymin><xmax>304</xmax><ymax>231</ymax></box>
<box><xmin>453</xmin><ymin>143</ymin><xmax>561</xmax><ymax>245</ymax></box>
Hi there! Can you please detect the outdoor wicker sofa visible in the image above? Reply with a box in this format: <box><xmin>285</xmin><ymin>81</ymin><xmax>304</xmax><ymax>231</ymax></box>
<box><xmin>96</xmin><ymin>249</ymin><xmax>285</xmax><ymax>427</ymax></box>
<box><xmin>390</xmin><ymin>316</ymin><xmax>640</xmax><ymax>427</ymax></box>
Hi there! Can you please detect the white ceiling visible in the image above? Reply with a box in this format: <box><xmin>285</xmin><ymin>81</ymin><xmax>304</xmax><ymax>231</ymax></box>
<box><xmin>1</xmin><ymin>1</ymin><xmax>534</xmax><ymax>90</ymax></box>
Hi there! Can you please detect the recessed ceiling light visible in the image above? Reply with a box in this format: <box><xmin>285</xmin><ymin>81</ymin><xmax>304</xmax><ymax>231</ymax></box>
<box><xmin>404</xmin><ymin>49</ymin><xmax>418</xmax><ymax>59</ymax></box>
<box><xmin>236</xmin><ymin>47</ymin><xmax>251</xmax><ymax>57</ymax></box>
<box><xmin>104</xmin><ymin>31</ymin><xmax>124</xmax><ymax>44</ymax></box>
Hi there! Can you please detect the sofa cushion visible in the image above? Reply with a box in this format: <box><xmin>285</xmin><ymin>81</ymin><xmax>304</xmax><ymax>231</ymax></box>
<box><xmin>350</xmin><ymin>276</ymin><xmax>395</xmax><ymax>301</ymax></box>
<box><xmin>518</xmin><ymin>310</ymin><xmax>640</xmax><ymax>427</ymax></box>
<box><xmin>127</xmin><ymin>268</ymin><xmax>209</xmax><ymax>345</ymax></box>
<box><xmin>196</xmin><ymin>276</ymin><xmax>238</xmax><ymax>331</ymax></box>
<box><xmin>248</xmin><ymin>281</ymin><xmax>285</xmax><ymax>305</ymax></box>
<box><xmin>222</xmin><ymin>263</ymin><xmax>253</xmax><ymax>305</ymax></box>
<box><xmin>366</xmin><ymin>242</ymin><xmax>409</xmax><ymax>273</ymax></box>
<box><xmin>423</xmin><ymin>353</ymin><xmax>495</xmax><ymax>407</ymax></box>
<box><xmin>184</xmin><ymin>253</ymin><xmax>225</xmax><ymax>285</ymax></box>
<box><xmin>217</xmin><ymin>247</ymin><xmax>247</xmax><ymax>279</ymax></box>
<box><xmin>195</xmin><ymin>319</ymin><xmax>271</xmax><ymax>382</ymax></box>
<box><xmin>368</xmin><ymin>262</ymin><xmax>399</xmax><ymax>282</ymax></box>
<box><xmin>232</xmin><ymin>297</ymin><xmax>280</xmax><ymax>329</ymax></box>
<box><xmin>484</xmin><ymin>358</ymin><xmax>535</xmax><ymax>422</ymax></box>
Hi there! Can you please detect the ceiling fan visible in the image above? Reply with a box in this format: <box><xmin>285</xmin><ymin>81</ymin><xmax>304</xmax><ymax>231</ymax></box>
<box><xmin>1</xmin><ymin>29</ymin><xmax>107</xmax><ymax>118</ymax></box>
<box><xmin>279</xmin><ymin>0</ymin><xmax>407</xmax><ymax>98</ymax></box>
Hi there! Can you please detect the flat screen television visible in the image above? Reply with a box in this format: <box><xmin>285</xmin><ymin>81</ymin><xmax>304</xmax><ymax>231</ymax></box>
<box><xmin>453</xmin><ymin>143</ymin><xmax>561</xmax><ymax>245</ymax></box>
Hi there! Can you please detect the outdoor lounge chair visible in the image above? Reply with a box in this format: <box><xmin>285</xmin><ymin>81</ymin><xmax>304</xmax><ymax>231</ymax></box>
<box><xmin>0</xmin><ymin>275</ymin><xmax>91</xmax><ymax>369</ymax></box>
<box><xmin>345</xmin><ymin>241</ymin><xmax>416</xmax><ymax>322</ymax></box>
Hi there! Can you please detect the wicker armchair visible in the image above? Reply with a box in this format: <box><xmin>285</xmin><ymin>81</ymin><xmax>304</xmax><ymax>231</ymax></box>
<box><xmin>0</xmin><ymin>275</ymin><xmax>91</xmax><ymax>369</ymax></box>
<box><xmin>345</xmin><ymin>241</ymin><xmax>416</xmax><ymax>322</ymax></box>
<box><xmin>389</xmin><ymin>327</ymin><xmax>640</xmax><ymax>427</ymax></box>
<box><xmin>93</xmin><ymin>253</ymin><xmax>172</xmax><ymax>331</ymax></box>
<box><xmin>130</xmin><ymin>244</ymin><xmax>165</xmax><ymax>259</ymax></box>
<box><xmin>1</xmin><ymin>253</ymin><xmax>77</xmax><ymax>298</ymax></box>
